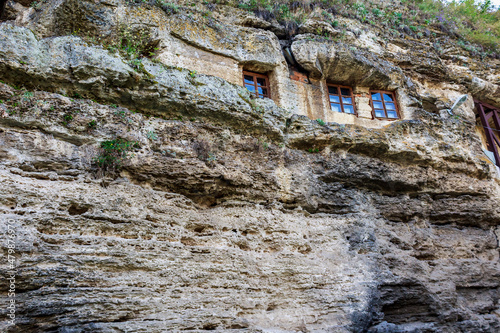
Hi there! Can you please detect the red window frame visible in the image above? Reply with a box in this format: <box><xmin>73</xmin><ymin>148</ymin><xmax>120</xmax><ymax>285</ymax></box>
<box><xmin>243</xmin><ymin>71</ymin><xmax>271</xmax><ymax>99</ymax></box>
<box><xmin>327</xmin><ymin>84</ymin><xmax>356</xmax><ymax>115</ymax></box>
<box><xmin>370</xmin><ymin>90</ymin><xmax>400</xmax><ymax>120</ymax></box>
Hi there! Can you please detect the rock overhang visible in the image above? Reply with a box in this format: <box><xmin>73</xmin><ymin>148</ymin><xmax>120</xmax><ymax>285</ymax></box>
<box><xmin>291</xmin><ymin>35</ymin><xmax>404</xmax><ymax>90</ymax></box>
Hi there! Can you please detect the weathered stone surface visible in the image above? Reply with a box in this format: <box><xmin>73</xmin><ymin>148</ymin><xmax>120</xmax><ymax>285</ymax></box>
<box><xmin>0</xmin><ymin>24</ymin><xmax>286</xmax><ymax>139</ymax></box>
<box><xmin>20</xmin><ymin>0</ymin><xmax>285</xmax><ymax>73</ymax></box>
<box><xmin>0</xmin><ymin>1</ymin><xmax>500</xmax><ymax>332</ymax></box>
<box><xmin>20</xmin><ymin>0</ymin><xmax>119</xmax><ymax>38</ymax></box>
<box><xmin>166</xmin><ymin>12</ymin><xmax>284</xmax><ymax>71</ymax></box>
<box><xmin>0</xmin><ymin>24</ymin><xmax>135</xmax><ymax>88</ymax></box>
<box><xmin>0</xmin><ymin>0</ymin><xmax>29</xmax><ymax>22</ymax></box>
<box><xmin>291</xmin><ymin>35</ymin><xmax>404</xmax><ymax>89</ymax></box>
<box><xmin>468</xmin><ymin>76</ymin><xmax>500</xmax><ymax>107</ymax></box>
<box><xmin>0</xmin><ymin>79</ymin><xmax>499</xmax><ymax>331</ymax></box>
<box><xmin>298</xmin><ymin>19</ymin><xmax>341</xmax><ymax>36</ymax></box>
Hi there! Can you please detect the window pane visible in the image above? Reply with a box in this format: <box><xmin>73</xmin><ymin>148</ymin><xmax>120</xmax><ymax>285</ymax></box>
<box><xmin>244</xmin><ymin>75</ymin><xmax>254</xmax><ymax>85</ymax></box>
<box><xmin>375</xmin><ymin>110</ymin><xmax>385</xmax><ymax>118</ymax></box>
<box><xmin>387</xmin><ymin>111</ymin><xmax>398</xmax><ymax>118</ymax></box>
<box><xmin>383</xmin><ymin>93</ymin><xmax>394</xmax><ymax>102</ymax></box>
<box><xmin>258</xmin><ymin>87</ymin><xmax>268</xmax><ymax>97</ymax></box>
<box><xmin>344</xmin><ymin>105</ymin><xmax>355</xmax><ymax>114</ymax></box>
<box><xmin>256</xmin><ymin>78</ymin><xmax>266</xmax><ymax>86</ymax></box>
<box><xmin>373</xmin><ymin>101</ymin><xmax>384</xmax><ymax>109</ymax></box>
<box><xmin>331</xmin><ymin>103</ymin><xmax>341</xmax><ymax>112</ymax></box>
<box><xmin>329</xmin><ymin>95</ymin><xmax>340</xmax><ymax>103</ymax></box>
<box><xmin>328</xmin><ymin>86</ymin><xmax>338</xmax><ymax>95</ymax></box>
<box><xmin>385</xmin><ymin>103</ymin><xmax>396</xmax><ymax>110</ymax></box>
<box><xmin>342</xmin><ymin>97</ymin><xmax>352</xmax><ymax>104</ymax></box>
<box><xmin>372</xmin><ymin>92</ymin><xmax>381</xmax><ymax>101</ymax></box>
<box><xmin>245</xmin><ymin>84</ymin><xmax>255</xmax><ymax>93</ymax></box>
<box><xmin>340</xmin><ymin>88</ymin><xmax>351</xmax><ymax>96</ymax></box>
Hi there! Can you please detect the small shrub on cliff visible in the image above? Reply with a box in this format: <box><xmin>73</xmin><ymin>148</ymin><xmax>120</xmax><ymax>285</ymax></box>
<box><xmin>144</xmin><ymin>0</ymin><xmax>179</xmax><ymax>14</ymax></box>
<box><xmin>193</xmin><ymin>138</ymin><xmax>212</xmax><ymax>161</ymax></box>
<box><xmin>259</xmin><ymin>138</ymin><xmax>269</xmax><ymax>150</ymax></box>
<box><xmin>105</xmin><ymin>24</ymin><xmax>159</xmax><ymax>65</ymax></box>
<box><xmin>94</xmin><ymin>139</ymin><xmax>138</xmax><ymax>176</ymax></box>
<box><xmin>63</xmin><ymin>113</ymin><xmax>73</xmax><ymax>123</ymax></box>
<box><xmin>316</xmin><ymin>118</ymin><xmax>326</xmax><ymax>126</ymax></box>
<box><xmin>147</xmin><ymin>130</ymin><xmax>158</xmax><ymax>140</ymax></box>
<box><xmin>22</xmin><ymin>91</ymin><xmax>34</xmax><ymax>100</ymax></box>
<box><xmin>193</xmin><ymin>138</ymin><xmax>217</xmax><ymax>166</ymax></box>
<box><xmin>30</xmin><ymin>0</ymin><xmax>47</xmax><ymax>10</ymax></box>
<box><xmin>87</xmin><ymin>120</ymin><xmax>97</xmax><ymax>130</ymax></box>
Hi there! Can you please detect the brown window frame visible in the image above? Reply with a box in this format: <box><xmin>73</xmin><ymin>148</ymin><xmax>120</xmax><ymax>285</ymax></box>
<box><xmin>370</xmin><ymin>90</ymin><xmax>400</xmax><ymax>120</ymax></box>
<box><xmin>243</xmin><ymin>71</ymin><xmax>271</xmax><ymax>99</ymax></box>
<box><xmin>475</xmin><ymin>100</ymin><xmax>500</xmax><ymax>167</ymax></box>
<box><xmin>326</xmin><ymin>84</ymin><xmax>356</xmax><ymax>115</ymax></box>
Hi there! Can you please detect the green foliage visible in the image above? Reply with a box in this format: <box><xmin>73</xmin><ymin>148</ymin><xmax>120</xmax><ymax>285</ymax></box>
<box><xmin>119</xmin><ymin>26</ymin><xmax>149</xmax><ymax>59</ymax></box>
<box><xmin>316</xmin><ymin>118</ymin><xmax>326</xmax><ymax>126</ymax></box>
<box><xmin>100</xmin><ymin>23</ymin><xmax>160</xmax><ymax>72</ymax></box>
<box><xmin>62</xmin><ymin>113</ymin><xmax>73</xmax><ymax>125</ymax></box>
<box><xmin>30</xmin><ymin>0</ymin><xmax>47</xmax><ymax>10</ymax></box>
<box><xmin>129</xmin><ymin>58</ymin><xmax>144</xmax><ymax>71</ymax></box>
<box><xmin>413</xmin><ymin>0</ymin><xmax>499</xmax><ymax>51</ymax></box>
<box><xmin>207</xmin><ymin>153</ymin><xmax>217</xmax><ymax>164</ymax></box>
<box><xmin>308</xmin><ymin>147</ymin><xmax>320</xmax><ymax>153</ymax></box>
<box><xmin>87</xmin><ymin>120</ymin><xmax>97</xmax><ymax>130</ymax></box>
<box><xmin>155</xmin><ymin>1</ymin><xmax>179</xmax><ymax>14</ymax></box>
<box><xmin>260</xmin><ymin>138</ymin><xmax>269</xmax><ymax>149</ymax></box>
<box><xmin>22</xmin><ymin>91</ymin><xmax>34</xmax><ymax>101</ymax></box>
<box><xmin>147</xmin><ymin>130</ymin><xmax>158</xmax><ymax>140</ymax></box>
<box><xmin>94</xmin><ymin>139</ymin><xmax>138</xmax><ymax>175</ymax></box>
<box><xmin>210</xmin><ymin>0</ymin><xmax>500</xmax><ymax>52</ymax></box>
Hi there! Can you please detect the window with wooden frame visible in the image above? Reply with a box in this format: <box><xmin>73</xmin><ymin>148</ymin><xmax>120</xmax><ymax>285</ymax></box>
<box><xmin>475</xmin><ymin>100</ymin><xmax>500</xmax><ymax>167</ymax></box>
<box><xmin>370</xmin><ymin>91</ymin><xmax>399</xmax><ymax>119</ymax></box>
<box><xmin>327</xmin><ymin>85</ymin><xmax>356</xmax><ymax>114</ymax></box>
<box><xmin>243</xmin><ymin>71</ymin><xmax>270</xmax><ymax>99</ymax></box>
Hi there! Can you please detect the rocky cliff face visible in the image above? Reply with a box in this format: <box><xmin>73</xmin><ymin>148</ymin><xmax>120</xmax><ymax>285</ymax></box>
<box><xmin>0</xmin><ymin>1</ymin><xmax>499</xmax><ymax>332</ymax></box>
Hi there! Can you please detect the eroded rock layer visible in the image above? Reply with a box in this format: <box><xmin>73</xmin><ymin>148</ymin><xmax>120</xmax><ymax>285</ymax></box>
<box><xmin>0</xmin><ymin>1</ymin><xmax>499</xmax><ymax>332</ymax></box>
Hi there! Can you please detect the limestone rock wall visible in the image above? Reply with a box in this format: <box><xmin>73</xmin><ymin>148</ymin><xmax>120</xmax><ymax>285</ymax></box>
<box><xmin>0</xmin><ymin>1</ymin><xmax>500</xmax><ymax>332</ymax></box>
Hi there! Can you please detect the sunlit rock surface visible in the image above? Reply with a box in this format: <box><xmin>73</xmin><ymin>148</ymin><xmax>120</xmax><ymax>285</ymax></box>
<box><xmin>0</xmin><ymin>1</ymin><xmax>499</xmax><ymax>332</ymax></box>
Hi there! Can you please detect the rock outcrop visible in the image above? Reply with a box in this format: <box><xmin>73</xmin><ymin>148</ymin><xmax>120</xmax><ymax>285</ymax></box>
<box><xmin>0</xmin><ymin>1</ymin><xmax>499</xmax><ymax>332</ymax></box>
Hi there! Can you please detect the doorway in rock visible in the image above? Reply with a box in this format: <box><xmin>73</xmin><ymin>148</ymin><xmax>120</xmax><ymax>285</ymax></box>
<box><xmin>475</xmin><ymin>100</ymin><xmax>500</xmax><ymax>167</ymax></box>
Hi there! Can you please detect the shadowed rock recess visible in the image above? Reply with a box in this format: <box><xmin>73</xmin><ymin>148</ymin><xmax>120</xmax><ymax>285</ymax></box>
<box><xmin>0</xmin><ymin>1</ymin><xmax>499</xmax><ymax>332</ymax></box>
